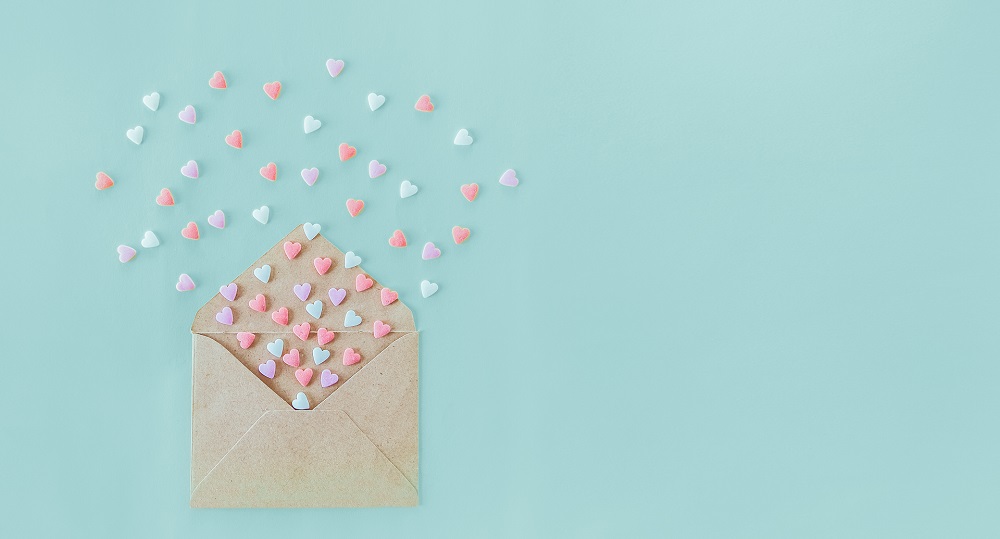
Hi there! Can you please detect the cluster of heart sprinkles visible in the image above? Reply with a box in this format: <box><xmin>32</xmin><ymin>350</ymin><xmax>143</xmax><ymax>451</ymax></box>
<box><xmin>104</xmin><ymin>60</ymin><xmax>521</xmax><ymax>301</ymax></box>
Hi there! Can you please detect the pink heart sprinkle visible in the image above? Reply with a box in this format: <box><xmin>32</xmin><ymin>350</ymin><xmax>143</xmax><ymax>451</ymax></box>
<box><xmin>368</xmin><ymin>160</ymin><xmax>387</xmax><ymax>179</ymax></box>
<box><xmin>452</xmin><ymin>226</ymin><xmax>471</xmax><ymax>244</ymax></box>
<box><xmin>293</xmin><ymin>322</ymin><xmax>311</xmax><ymax>341</ymax></box>
<box><xmin>176</xmin><ymin>274</ymin><xmax>195</xmax><ymax>292</ymax></box>
<box><xmin>461</xmin><ymin>183</ymin><xmax>479</xmax><ymax>202</ymax></box>
<box><xmin>237</xmin><ymin>332</ymin><xmax>256</xmax><ymax>349</ymax></box>
<box><xmin>414</xmin><ymin>94</ymin><xmax>434</xmax><ymax>112</ymax></box>
<box><xmin>259</xmin><ymin>162</ymin><xmax>277</xmax><ymax>181</ymax></box>
<box><xmin>219</xmin><ymin>283</ymin><xmax>238</xmax><ymax>301</ymax></box>
<box><xmin>271</xmin><ymin>307</ymin><xmax>289</xmax><ymax>326</ymax></box>
<box><xmin>258</xmin><ymin>359</ymin><xmax>276</xmax><ymax>379</ymax></box>
<box><xmin>373</xmin><ymin>320</ymin><xmax>391</xmax><ymax>338</ymax></box>
<box><xmin>295</xmin><ymin>368</ymin><xmax>314</xmax><ymax>387</ymax></box>
<box><xmin>317</xmin><ymin>327</ymin><xmax>335</xmax><ymax>346</ymax></box>
<box><xmin>263</xmin><ymin>81</ymin><xmax>281</xmax><ymax>100</ymax></box>
<box><xmin>422</xmin><ymin>242</ymin><xmax>441</xmax><ymax>260</ymax></box>
<box><xmin>338</xmin><ymin>143</ymin><xmax>356</xmax><ymax>161</ymax></box>
<box><xmin>248</xmin><ymin>294</ymin><xmax>267</xmax><ymax>312</ymax></box>
<box><xmin>328</xmin><ymin>288</ymin><xmax>347</xmax><ymax>306</ymax></box>
<box><xmin>180</xmin><ymin>160</ymin><xmax>199</xmax><ymax>179</ymax></box>
<box><xmin>346</xmin><ymin>198</ymin><xmax>364</xmax><ymax>217</ymax></box>
<box><xmin>326</xmin><ymin>59</ymin><xmax>345</xmax><ymax>77</ymax></box>
<box><xmin>225</xmin><ymin>130</ymin><xmax>242</xmax><ymax>149</ymax></box>
<box><xmin>282</xmin><ymin>348</ymin><xmax>301</xmax><ymax>367</ymax></box>
<box><xmin>156</xmin><ymin>188</ymin><xmax>174</xmax><ymax>206</ymax></box>
<box><xmin>293</xmin><ymin>283</ymin><xmax>312</xmax><ymax>301</ymax></box>
<box><xmin>207</xmin><ymin>210</ymin><xmax>225</xmax><ymax>229</ymax></box>
<box><xmin>388</xmin><ymin>229</ymin><xmax>407</xmax><ymax>248</ymax></box>
<box><xmin>301</xmin><ymin>167</ymin><xmax>319</xmax><ymax>186</ymax></box>
<box><xmin>216</xmin><ymin>306</ymin><xmax>234</xmax><ymax>325</ymax></box>
<box><xmin>209</xmin><ymin>71</ymin><xmax>227</xmax><ymax>89</ymax></box>
<box><xmin>178</xmin><ymin>105</ymin><xmax>196</xmax><ymax>124</ymax></box>
<box><xmin>313</xmin><ymin>257</ymin><xmax>332</xmax><ymax>275</ymax></box>
<box><xmin>320</xmin><ymin>369</ymin><xmax>339</xmax><ymax>388</ymax></box>
<box><xmin>181</xmin><ymin>222</ymin><xmax>199</xmax><ymax>240</ymax></box>
<box><xmin>117</xmin><ymin>245</ymin><xmax>136</xmax><ymax>263</ymax></box>
<box><xmin>96</xmin><ymin>172</ymin><xmax>114</xmax><ymax>190</ymax></box>
<box><xmin>380</xmin><ymin>288</ymin><xmax>398</xmax><ymax>306</ymax></box>
<box><xmin>355</xmin><ymin>274</ymin><xmax>374</xmax><ymax>292</ymax></box>
<box><xmin>499</xmin><ymin>168</ymin><xmax>519</xmax><ymax>187</ymax></box>
<box><xmin>343</xmin><ymin>348</ymin><xmax>361</xmax><ymax>366</ymax></box>
<box><xmin>283</xmin><ymin>241</ymin><xmax>302</xmax><ymax>259</ymax></box>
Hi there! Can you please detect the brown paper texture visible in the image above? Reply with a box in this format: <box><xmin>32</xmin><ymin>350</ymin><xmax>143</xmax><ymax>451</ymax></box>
<box><xmin>190</xmin><ymin>226</ymin><xmax>418</xmax><ymax>508</ymax></box>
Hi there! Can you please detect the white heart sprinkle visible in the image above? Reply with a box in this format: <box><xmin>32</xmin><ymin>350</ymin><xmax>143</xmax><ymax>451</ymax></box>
<box><xmin>344</xmin><ymin>251</ymin><xmax>362</xmax><ymax>269</ymax></box>
<box><xmin>303</xmin><ymin>116</ymin><xmax>322</xmax><ymax>134</ymax></box>
<box><xmin>140</xmin><ymin>231</ymin><xmax>159</xmax><ymax>248</ymax></box>
<box><xmin>252</xmin><ymin>206</ymin><xmax>270</xmax><ymax>224</ymax></box>
<box><xmin>142</xmin><ymin>92</ymin><xmax>160</xmax><ymax>111</ymax></box>
<box><xmin>420</xmin><ymin>280</ymin><xmax>439</xmax><ymax>298</ymax></box>
<box><xmin>454</xmin><ymin>128</ymin><xmax>473</xmax><ymax>145</ymax></box>
<box><xmin>399</xmin><ymin>180</ymin><xmax>419</xmax><ymax>198</ymax></box>
<box><xmin>126</xmin><ymin>126</ymin><xmax>144</xmax><ymax>145</ymax></box>
<box><xmin>367</xmin><ymin>93</ymin><xmax>385</xmax><ymax>111</ymax></box>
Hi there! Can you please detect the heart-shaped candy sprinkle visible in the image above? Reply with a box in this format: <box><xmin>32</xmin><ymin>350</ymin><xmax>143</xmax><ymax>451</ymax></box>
<box><xmin>95</xmin><ymin>172</ymin><xmax>114</xmax><ymax>190</ymax></box>
<box><xmin>219</xmin><ymin>283</ymin><xmax>238</xmax><ymax>301</ymax></box>
<box><xmin>355</xmin><ymin>274</ymin><xmax>374</xmax><ymax>292</ymax></box>
<box><xmin>328</xmin><ymin>288</ymin><xmax>347</xmax><ymax>306</ymax></box>
<box><xmin>461</xmin><ymin>183</ymin><xmax>479</xmax><ymax>202</ymax></box>
<box><xmin>422</xmin><ymin>242</ymin><xmax>441</xmax><ymax>260</ymax></box>
<box><xmin>344</xmin><ymin>310</ymin><xmax>362</xmax><ymax>328</ymax></box>
<box><xmin>283</xmin><ymin>241</ymin><xmax>302</xmax><ymax>260</ymax></box>
<box><xmin>343</xmin><ymin>348</ymin><xmax>361</xmax><ymax>366</ymax></box>
<box><xmin>303</xmin><ymin>222</ymin><xmax>321</xmax><ymax>240</ymax></box>
<box><xmin>313</xmin><ymin>257</ymin><xmax>332</xmax><ymax>275</ymax></box>
<box><xmin>320</xmin><ymin>369</ymin><xmax>339</xmax><ymax>387</ymax></box>
<box><xmin>306</xmin><ymin>300</ymin><xmax>323</xmax><ymax>319</ymax></box>
<box><xmin>421</xmin><ymin>280</ymin><xmax>439</xmax><ymax>298</ymax></box>
<box><xmin>367</xmin><ymin>92</ymin><xmax>385</xmax><ymax>111</ymax></box>
<box><xmin>248</xmin><ymin>293</ymin><xmax>267</xmax><ymax>312</ymax></box>
<box><xmin>259</xmin><ymin>162</ymin><xmax>277</xmax><ymax>182</ymax></box>
<box><xmin>499</xmin><ymin>168</ymin><xmax>519</xmax><ymax>187</ymax></box>
<box><xmin>380</xmin><ymin>288</ymin><xmax>398</xmax><ymax>306</ymax></box>
<box><xmin>252</xmin><ymin>206</ymin><xmax>269</xmax><ymax>224</ymax></box>
<box><xmin>389</xmin><ymin>230</ymin><xmax>407</xmax><ymax>248</ymax></box>
<box><xmin>283</xmin><ymin>348</ymin><xmax>301</xmax><ymax>367</ymax></box>
<box><xmin>237</xmin><ymin>332</ymin><xmax>256</xmax><ymax>349</ymax></box>
<box><xmin>454</xmin><ymin>128</ymin><xmax>473</xmax><ymax>145</ymax></box>
<box><xmin>266</xmin><ymin>338</ymin><xmax>284</xmax><ymax>357</ymax></box>
<box><xmin>142</xmin><ymin>92</ymin><xmax>160</xmax><ymax>111</ymax></box>
<box><xmin>141</xmin><ymin>231</ymin><xmax>159</xmax><ymax>248</ymax></box>
<box><xmin>316</xmin><ymin>327</ymin><xmax>335</xmax><ymax>346</ymax></box>
<box><xmin>346</xmin><ymin>198</ymin><xmax>365</xmax><ymax>217</ymax></box>
<box><xmin>207</xmin><ymin>210</ymin><xmax>225</xmax><ymax>229</ymax></box>
<box><xmin>178</xmin><ymin>105</ymin><xmax>196</xmax><ymax>124</ymax></box>
<box><xmin>293</xmin><ymin>322</ymin><xmax>311</xmax><ymax>341</ymax></box>
<box><xmin>414</xmin><ymin>94</ymin><xmax>434</xmax><ymax>112</ymax></box>
<box><xmin>369</xmin><ymin>160</ymin><xmax>387</xmax><ymax>179</ymax></box>
<box><xmin>452</xmin><ymin>226</ymin><xmax>471</xmax><ymax>244</ymax></box>
<box><xmin>253</xmin><ymin>265</ymin><xmax>271</xmax><ymax>283</ymax></box>
<box><xmin>176</xmin><ymin>273</ymin><xmax>195</xmax><ymax>292</ymax></box>
<box><xmin>272</xmin><ymin>307</ymin><xmax>289</xmax><ymax>326</ymax></box>
<box><xmin>313</xmin><ymin>347</ymin><xmax>331</xmax><ymax>365</ymax></box>
<box><xmin>263</xmin><ymin>81</ymin><xmax>281</xmax><ymax>100</ymax></box>
<box><xmin>117</xmin><ymin>245</ymin><xmax>136</xmax><ymax>263</ymax></box>
<box><xmin>181</xmin><ymin>222</ymin><xmax>199</xmax><ymax>240</ymax></box>
<box><xmin>180</xmin><ymin>160</ymin><xmax>199</xmax><ymax>179</ymax></box>
<box><xmin>208</xmin><ymin>71</ymin><xmax>227</xmax><ymax>89</ymax></box>
<box><xmin>126</xmin><ymin>126</ymin><xmax>144</xmax><ymax>145</ymax></box>
<box><xmin>400</xmin><ymin>180</ymin><xmax>418</xmax><ymax>198</ymax></box>
<box><xmin>301</xmin><ymin>168</ymin><xmax>319</xmax><ymax>186</ymax></box>
<box><xmin>373</xmin><ymin>320</ymin><xmax>391</xmax><ymax>338</ymax></box>
<box><xmin>326</xmin><ymin>59</ymin><xmax>345</xmax><ymax>77</ymax></box>
<box><xmin>156</xmin><ymin>188</ymin><xmax>174</xmax><ymax>206</ymax></box>
<box><xmin>293</xmin><ymin>283</ymin><xmax>312</xmax><ymax>301</ymax></box>
<box><xmin>225</xmin><ymin>130</ymin><xmax>243</xmax><ymax>148</ymax></box>
<box><xmin>292</xmin><ymin>392</ymin><xmax>310</xmax><ymax>410</ymax></box>
<box><xmin>338</xmin><ymin>143</ymin><xmax>356</xmax><ymax>161</ymax></box>
<box><xmin>344</xmin><ymin>252</ymin><xmax>362</xmax><ymax>268</ymax></box>
<box><xmin>295</xmin><ymin>368</ymin><xmax>313</xmax><ymax>387</ymax></box>
<box><xmin>259</xmin><ymin>359</ymin><xmax>276</xmax><ymax>379</ymax></box>
<box><xmin>303</xmin><ymin>116</ymin><xmax>322</xmax><ymax>134</ymax></box>
<box><xmin>216</xmin><ymin>306</ymin><xmax>234</xmax><ymax>325</ymax></box>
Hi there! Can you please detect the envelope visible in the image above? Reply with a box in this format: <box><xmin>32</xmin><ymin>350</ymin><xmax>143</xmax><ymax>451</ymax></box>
<box><xmin>189</xmin><ymin>226</ymin><xmax>418</xmax><ymax>507</ymax></box>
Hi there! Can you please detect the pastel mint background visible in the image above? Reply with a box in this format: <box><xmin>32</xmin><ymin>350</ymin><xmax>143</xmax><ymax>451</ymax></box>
<box><xmin>1</xmin><ymin>1</ymin><xmax>998</xmax><ymax>537</ymax></box>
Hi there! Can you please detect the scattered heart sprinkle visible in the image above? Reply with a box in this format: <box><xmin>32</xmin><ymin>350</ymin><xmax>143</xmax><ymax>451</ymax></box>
<box><xmin>326</xmin><ymin>59</ymin><xmax>345</xmax><ymax>78</ymax></box>
<box><xmin>292</xmin><ymin>392</ymin><xmax>310</xmax><ymax>410</ymax></box>
<box><xmin>381</xmin><ymin>288</ymin><xmax>398</xmax><ymax>306</ymax></box>
<box><xmin>248</xmin><ymin>293</ymin><xmax>267</xmax><ymax>312</ymax></box>
<box><xmin>252</xmin><ymin>205</ymin><xmax>270</xmax><ymax>224</ymax></box>
<box><xmin>313</xmin><ymin>347</ymin><xmax>331</xmax><ymax>365</ymax></box>
<box><xmin>127</xmin><ymin>126</ymin><xmax>144</xmax><ymax>145</ymax></box>
<box><xmin>293</xmin><ymin>322</ymin><xmax>311</xmax><ymax>341</ymax></box>
<box><xmin>328</xmin><ymin>287</ymin><xmax>347</xmax><ymax>306</ymax></box>
<box><xmin>421</xmin><ymin>280</ymin><xmax>439</xmax><ymax>298</ymax></box>
<box><xmin>253</xmin><ymin>264</ymin><xmax>272</xmax><ymax>283</ymax></box>
<box><xmin>143</xmin><ymin>92</ymin><xmax>160</xmax><ymax>111</ymax></box>
<box><xmin>283</xmin><ymin>349</ymin><xmax>301</xmax><ymax>367</ymax></box>
<box><xmin>207</xmin><ymin>210</ymin><xmax>226</xmax><ymax>229</ymax></box>
<box><xmin>369</xmin><ymin>160</ymin><xmax>387</xmax><ymax>179</ymax></box>
<box><xmin>454</xmin><ymin>128</ymin><xmax>473</xmax><ymax>145</ymax></box>
<box><xmin>216</xmin><ymin>306</ymin><xmax>234</xmax><ymax>326</ymax></box>
<box><xmin>263</xmin><ymin>81</ymin><xmax>281</xmax><ymax>100</ymax></box>
<box><xmin>317</xmin><ymin>327</ymin><xmax>335</xmax><ymax>346</ymax></box>
<box><xmin>155</xmin><ymin>188</ymin><xmax>174</xmax><ymax>206</ymax></box>
<box><xmin>259</xmin><ymin>359</ymin><xmax>276</xmax><ymax>379</ymax></box>
<box><xmin>117</xmin><ymin>245</ymin><xmax>136</xmax><ymax>263</ymax></box>
<box><xmin>283</xmin><ymin>241</ymin><xmax>302</xmax><ymax>260</ymax></box>
<box><xmin>209</xmin><ymin>71</ymin><xmax>227</xmax><ymax>89</ymax></box>
<box><xmin>314</xmin><ymin>257</ymin><xmax>332</xmax><ymax>275</ymax></box>
<box><xmin>293</xmin><ymin>282</ymin><xmax>312</xmax><ymax>301</ymax></box>
<box><xmin>320</xmin><ymin>369</ymin><xmax>339</xmax><ymax>387</ymax></box>
<box><xmin>95</xmin><ymin>172</ymin><xmax>114</xmax><ymax>190</ymax></box>
<box><xmin>180</xmin><ymin>160</ymin><xmax>199</xmax><ymax>179</ymax></box>
<box><xmin>374</xmin><ymin>320</ymin><xmax>391</xmax><ymax>338</ymax></box>
<box><xmin>422</xmin><ymin>242</ymin><xmax>441</xmax><ymax>260</ymax></box>
<box><xmin>452</xmin><ymin>226</ymin><xmax>471</xmax><ymax>244</ymax></box>
<box><xmin>225</xmin><ymin>130</ymin><xmax>243</xmax><ymax>149</ymax></box>
<box><xmin>306</xmin><ymin>300</ymin><xmax>323</xmax><ymax>319</ymax></box>
<box><xmin>141</xmin><ymin>231</ymin><xmax>159</xmax><ymax>248</ymax></box>
<box><xmin>346</xmin><ymin>199</ymin><xmax>365</xmax><ymax>217</ymax></box>
<box><xmin>344</xmin><ymin>251</ymin><xmax>362</xmax><ymax>268</ymax></box>
<box><xmin>355</xmin><ymin>274</ymin><xmax>374</xmax><ymax>292</ymax></box>
<box><xmin>303</xmin><ymin>222</ymin><xmax>321</xmax><ymax>240</ymax></box>
<box><xmin>414</xmin><ymin>94</ymin><xmax>434</xmax><ymax>112</ymax></box>
<box><xmin>400</xmin><ymin>180</ymin><xmax>418</xmax><ymax>198</ymax></box>
<box><xmin>301</xmin><ymin>167</ymin><xmax>319</xmax><ymax>186</ymax></box>
<box><xmin>267</xmin><ymin>338</ymin><xmax>284</xmax><ymax>357</ymax></box>
<box><xmin>303</xmin><ymin>115</ymin><xmax>321</xmax><ymax>134</ymax></box>
<box><xmin>176</xmin><ymin>273</ymin><xmax>195</xmax><ymax>292</ymax></box>
<box><xmin>260</xmin><ymin>162</ymin><xmax>277</xmax><ymax>181</ymax></box>
<box><xmin>272</xmin><ymin>306</ymin><xmax>290</xmax><ymax>326</ymax></box>
<box><xmin>368</xmin><ymin>93</ymin><xmax>385</xmax><ymax>111</ymax></box>
<box><xmin>461</xmin><ymin>183</ymin><xmax>479</xmax><ymax>202</ymax></box>
<box><xmin>343</xmin><ymin>348</ymin><xmax>361</xmax><ymax>366</ymax></box>
<box><xmin>339</xmin><ymin>143</ymin><xmax>357</xmax><ymax>161</ymax></box>
<box><xmin>181</xmin><ymin>222</ymin><xmax>199</xmax><ymax>240</ymax></box>
<box><xmin>237</xmin><ymin>332</ymin><xmax>256</xmax><ymax>349</ymax></box>
<box><xmin>178</xmin><ymin>105</ymin><xmax>196</xmax><ymax>124</ymax></box>
<box><xmin>389</xmin><ymin>229</ymin><xmax>407</xmax><ymax>248</ymax></box>
<box><xmin>219</xmin><ymin>283</ymin><xmax>238</xmax><ymax>301</ymax></box>
<box><xmin>499</xmin><ymin>168</ymin><xmax>519</xmax><ymax>187</ymax></box>
<box><xmin>344</xmin><ymin>310</ymin><xmax>362</xmax><ymax>328</ymax></box>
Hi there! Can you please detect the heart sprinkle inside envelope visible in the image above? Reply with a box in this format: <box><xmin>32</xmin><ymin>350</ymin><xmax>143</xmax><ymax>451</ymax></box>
<box><xmin>338</xmin><ymin>143</ymin><xmax>357</xmax><ymax>161</ymax></box>
<box><xmin>499</xmin><ymin>168</ymin><xmax>519</xmax><ymax>187</ymax></box>
<box><xmin>344</xmin><ymin>251</ymin><xmax>362</xmax><ymax>268</ymax></box>
<box><xmin>209</xmin><ymin>71</ymin><xmax>227</xmax><ymax>89</ymax></box>
<box><xmin>283</xmin><ymin>349</ymin><xmax>301</xmax><ymax>367</ymax></box>
<box><xmin>389</xmin><ymin>230</ymin><xmax>407</xmax><ymax>248</ymax></box>
<box><xmin>207</xmin><ymin>210</ymin><xmax>225</xmax><ymax>229</ymax></box>
<box><xmin>452</xmin><ymin>226</ymin><xmax>471</xmax><ymax>244</ymax></box>
<box><xmin>267</xmin><ymin>339</ymin><xmax>284</xmax><ymax>357</ymax></box>
<box><xmin>369</xmin><ymin>160</ymin><xmax>387</xmax><ymax>179</ymax></box>
<box><xmin>313</xmin><ymin>347</ymin><xmax>331</xmax><ymax>365</ymax></box>
<box><xmin>252</xmin><ymin>206</ymin><xmax>269</xmax><ymax>224</ymax></box>
<box><xmin>248</xmin><ymin>294</ymin><xmax>267</xmax><ymax>312</ymax></box>
<box><xmin>156</xmin><ymin>188</ymin><xmax>174</xmax><ymax>206</ymax></box>
<box><xmin>263</xmin><ymin>81</ymin><xmax>281</xmax><ymax>100</ymax></box>
<box><xmin>328</xmin><ymin>288</ymin><xmax>347</xmax><ymax>306</ymax></box>
<box><xmin>355</xmin><ymin>274</ymin><xmax>374</xmax><ymax>292</ymax></box>
<box><xmin>380</xmin><ymin>288</ymin><xmax>398</xmax><ymax>306</ymax></box>
<box><xmin>293</xmin><ymin>322</ymin><xmax>311</xmax><ymax>341</ymax></box>
<box><xmin>237</xmin><ymin>332</ymin><xmax>256</xmax><ymax>349</ymax></box>
<box><xmin>317</xmin><ymin>327</ymin><xmax>335</xmax><ymax>346</ymax></box>
<box><xmin>141</xmin><ymin>231</ymin><xmax>159</xmax><ymax>248</ymax></box>
<box><xmin>293</xmin><ymin>283</ymin><xmax>312</xmax><ymax>301</ymax></box>
<box><xmin>127</xmin><ymin>126</ymin><xmax>144</xmax><ymax>145</ymax></box>
<box><xmin>283</xmin><ymin>241</ymin><xmax>302</xmax><ymax>260</ymax></box>
<box><xmin>421</xmin><ymin>279</ymin><xmax>439</xmax><ymax>298</ymax></box>
<box><xmin>303</xmin><ymin>223</ymin><xmax>321</xmax><ymax>240</ymax></box>
<box><xmin>414</xmin><ymin>94</ymin><xmax>434</xmax><ymax>112</ymax></box>
<box><xmin>326</xmin><ymin>58</ymin><xmax>345</xmax><ymax>77</ymax></box>
<box><xmin>461</xmin><ymin>183</ymin><xmax>479</xmax><ymax>201</ymax></box>
<box><xmin>343</xmin><ymin>348</ymin><xmax>361</xmax><ymax>366</ymax></box>
<box><xmin>399</xmin><ymin>180</ymin><xmax>418</xmax><ymax>198</ymax></box>
<box><xmin>259</xmin><ymin>359</ymin><xmax>276</xmax><ymax>379</ymax></box>
<box><xmin>344</xmin><ymin>310</ymin><xmax>362</xmax><ymax>328</ymax></box>
<box><xmin>117</xmin><ymin>245</ymin><xmax>136</xmax><ymax>263</ymax></box>
<box><xmin>367</xmin><ymin>92</ymin><xmax>385</xmax><ymax>111</ymax></box>
<box><xmin>180</xmin><ymin>160</ymin><xmax>199</xmax><ymax>179</ymax></box>
<box><xmin>422</xmin><ymin>242</ymin><xmax>441</xmax><ymax>260</ymax></box>
<box><xmin>216</xmin><ymin>306</ymin><xmax>234</xmax><ymax>325</ymax></box>
<box><xmin>292</xmin><ymin>392</ymin><xmax>310</xmax><ymax>410</ymax></box>
<box><xmin>260</xmin><ymin>162</ymin><xmax>277</xmax><ymax>182</ymax></box>
<box><xmin>320</xmin><ymin>369</ymin><xmax>339</xmax><ymax>387</ymax></box>
<box><xmin>314</xmin><ymin>257</ymin><xmax>332</xmax><ymax>275</ymax></box>
<box><xmin>225</xmin><ymin>130</ymin><xmax>243</xmax><ymax>149</ymax></box>
<box><xmin>178</xmin><ymin>105</ymin><xmax>196</xmax><ymax>124</ymax></box>
<box><xmin>181</xmin><ymin>222</ymin><xmax>199</xmax><ymax>240</ymax></box>
<box><xmin>454</xmin><ymin>128</ymin><xmax>473</xmax><ymax>145</ymax></box>
<box><xmin>301</xmin><ymin>168</ymin><xmax>319</xmax><ymax>186</ymax></box>
<box><xmin>295</xmin><ymin>368</ymin><xmax>314</xmax><ymax>387</ymax></box>
<box><xmin>176</xmin><ymin>274</ymin><xmax>195</xmax><ymax>292</ymax></box>
<box><xmin>253</xmin><ymin>265</ymin><xmax>271</xmax><ymax>283</ymax></box>
<box><xmin>306</xmin><ymin>300</ymin><xmax>323</xmax><ymax>319</ymax></box>
<box><xmin>303</xmin><ymin>116</ymin><xmax>322</xmax><ymax>134</ymax></box>
<box><xmin>374</xmin><ymin>320</ymin><xmax>391</xmax><ymax>338</ymax></box>
<box><xmin>272</xmin><ymin>307</ymin><xmax>289</xmax><ymax>326</ymax></box>
<box><xmin>346</xmin><ymin>199</ymin><xmax>364</xmax><ymax>217</ymax></box>
<box><xmin>219</xmin><ymin>283</ymin><xmax>238</xmax><ymax>301</ymax></box>
<box><xmin>143</xmin><ymin>92</ymin><xmax>160</xmax><ymax>111</ymax></box>
<box><xmin>95</xmin><ymin>172</ymin><xmax>114</xmax><ymax>190</ymax></box>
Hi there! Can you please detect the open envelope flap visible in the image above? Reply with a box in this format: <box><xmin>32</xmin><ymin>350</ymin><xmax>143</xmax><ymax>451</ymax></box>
<box><xmin>190</xmin><ymin>410</ymin><xmax>418</xmax><ymax>508</ymax></box>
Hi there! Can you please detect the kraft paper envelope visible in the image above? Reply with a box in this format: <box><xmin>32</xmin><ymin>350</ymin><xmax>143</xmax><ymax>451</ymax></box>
<box><xmin>189</xmin><ymin>226</ymin><xmax>418</xmax><ymax>507</ymax></box>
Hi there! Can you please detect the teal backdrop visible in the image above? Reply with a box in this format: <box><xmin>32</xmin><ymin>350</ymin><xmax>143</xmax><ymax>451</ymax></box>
<box><xmin>2</xmin><ymin>1</ymin><xmax>999</xmax><ymax>537</ymax></box>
